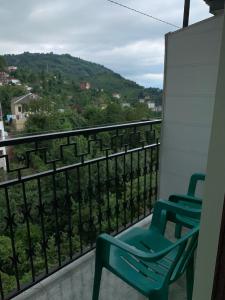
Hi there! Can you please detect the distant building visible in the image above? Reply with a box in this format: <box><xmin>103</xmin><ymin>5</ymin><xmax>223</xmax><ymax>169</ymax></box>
<box><xmin>121</xmin><ymin>102</ymin><xmax>131</xmax><ymax>108</ymax></box>
<box><xmin>138</xmin><ymin>92</ymin><xmax>145</xmax><ymax>103</ymax></box>
<box><xmin>112</xmin><ymin>93</ymin><xmax>121</xmax><ymax>99</ymax></box>
<box><xmin>100</xmin><ymin>103</ymin><xmax>107</xmax><ymax>110</ymax></box>
<box><xmin>11</xmin><ymin>93</ymin><xmax>39</xmax><ymax>131</ymax></box>
<box><xmin>0</xmin><ymin>71</ymin><xmax>20</xmax><ymax>86</ymax></box>
<box><xmin>7</xmin><ymin>66</ymin><xmax>18</xmax><ymax>72</ymax></box>
<box><xmin>139</xmin><ymin>98</ymin><xmax>145</xmax><ymax>104</ymax></box>
<box><xmin>146</xmin><ymin>100</ymin><xmax>162</xmax><ymax>112</ymax></box>
<box><xmin>154</xmin><ymin>105</ymin><xmax>162</xmax><ymax>113</ymax></box>
<box><xmin>9</xmin><ymin>78</ymin><xmax>21</xmax><ymax>85</ymax></box>
<box><xmin>80</xmin><ymin>82</ymin><xmax>91</xmax><ymax>90</ymax></box>
<box><xmin>146</xmin><ymin>101</ymin><xmax>155</xmax><ymax>110</ymax></box>
<box><xmin>0</xmin><ymin>72</ymin><xmax>9</xmax><ymax>85</ymax></box>
<box><xmin>25</xmin><ymin>85</ymin><xmax>32</xmax><ymax>91</ymax></box>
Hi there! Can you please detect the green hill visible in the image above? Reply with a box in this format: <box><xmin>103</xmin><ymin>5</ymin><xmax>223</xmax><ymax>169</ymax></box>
<box><xmin>4</xmin><ymin>52</ymin><xmax>144</xmax><ymax>99</ymax></box>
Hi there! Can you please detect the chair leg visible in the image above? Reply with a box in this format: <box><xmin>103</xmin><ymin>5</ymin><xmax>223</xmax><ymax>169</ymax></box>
<box><xmin>186</xmin><ymin>256</ymin><xmax>194</xmax><ymax>300</ymax></box>
<box><xmin>175</xmin><ymin>224</ymin><xmax>182</xmax><ymax>239</ymax></box>
<box><xmin>149</xmin><ymin>290</ymin><xmax>169</xmax><ymax>300</ymax></box>
<box><xmin>92</xmin><ymin>260</ymin><xmax>103</xmax><ymax>300</ymax></box>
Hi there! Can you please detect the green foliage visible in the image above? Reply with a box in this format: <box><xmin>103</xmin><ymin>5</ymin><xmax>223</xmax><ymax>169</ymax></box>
<box><xmin>0</xmin><ymin>52</ymin><xmax>162</xmax><ymax>298</ymax></box>
<box><xmin>0</xmin><ymin>56</ymin><xmax>6</xmax><ymax>71</ymax></box>
<box><xmin>4</xmin><ymin>52</ymin><xmax>162</xmax><ymax>103</ymax></box>
<box><xmin>0</xmin><ymin>52</ymin><xmax>162</xmax><ymax>125</ymax></box>
<box><xmin>0</xmin><ymin>85</ymin><xmax>26</xmax><ymax>114</ymax></box>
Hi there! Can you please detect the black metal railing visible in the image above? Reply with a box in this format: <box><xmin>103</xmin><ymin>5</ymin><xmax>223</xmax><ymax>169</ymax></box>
<box><xmin>0</xmin><ymin>119</ymin><xmax>161</xmax><ymax>299</ymax></box>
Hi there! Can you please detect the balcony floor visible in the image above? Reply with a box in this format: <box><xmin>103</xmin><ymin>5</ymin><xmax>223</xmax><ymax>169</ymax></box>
<box><xmin>99</xmin><ymin>269</ymin><xmax>186</xmax><ymax>300</ymax></box>
<box><xmin>14</xmin><ymin>219</ymin><xmax>187</xmax><ymax>300</ymax></box>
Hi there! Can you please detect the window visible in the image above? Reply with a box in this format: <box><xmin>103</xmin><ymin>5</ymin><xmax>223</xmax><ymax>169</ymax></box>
<box><xmin>18</xmin><ymin>106</ymin><xmax>22</xmax><ymax>113</ymax></box>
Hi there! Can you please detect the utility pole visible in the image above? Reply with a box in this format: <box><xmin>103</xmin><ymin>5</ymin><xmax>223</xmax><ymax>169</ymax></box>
<box><xmin>183</xmin><ymin>0</ymin><xmax>190</xmax><ymax>27</ymax></box>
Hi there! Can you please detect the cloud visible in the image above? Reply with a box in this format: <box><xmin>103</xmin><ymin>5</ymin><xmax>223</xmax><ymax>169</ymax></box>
<box><xmin>129</xmin><ymin>72</ymin><xmax>164</xmax><ymax>88</ymax></box>
<box><xmin>0</xmin><ymin>0</ymin><xmax>211</xmax><ymax>87</ymax></box>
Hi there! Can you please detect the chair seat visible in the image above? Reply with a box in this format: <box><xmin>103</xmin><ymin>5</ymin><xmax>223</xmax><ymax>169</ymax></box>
<box><xmin>107</xmin><ymin>227</ymin><xmax>177</xmax><ymax>296</ymax></box>
<box><xmin>176</xmin><ymin>215</ymin><xmax>199</xmax><ymax>228</ymax></box>
<box><xmin>175</xmin><ymin>201</ymin><xmax>201</xmax><ymax>228</ymax></box>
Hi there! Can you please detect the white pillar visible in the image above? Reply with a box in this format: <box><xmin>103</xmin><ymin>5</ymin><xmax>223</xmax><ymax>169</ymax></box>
<box><xmin>193</xmin><ymin>11</ymin><xmax>225</xmax><ymax>300</ymax></box>
<box><xmin>0</xmin><ymin>102</ymin><xmax>6</xmax><ymax>170</ymax></box>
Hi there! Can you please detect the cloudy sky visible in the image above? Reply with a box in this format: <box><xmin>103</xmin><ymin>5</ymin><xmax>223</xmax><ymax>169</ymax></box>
<box><xmin>0</xmin><ymin>0</ymin><xmax>211</xmax><ymax>87</ymax></box>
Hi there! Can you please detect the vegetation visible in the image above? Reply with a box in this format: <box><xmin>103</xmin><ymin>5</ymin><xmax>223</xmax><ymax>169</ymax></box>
<box><xmin>0</xmin><ymin>53</ymin><xmax>161</xmax><ymax>296</ymax></box>
<box><xmin>0</xmin><ymin>56</ymin><xmax>6</xmax><ymax>71</ymax></box>
<box><xmin>4</xmin><ymin>52</ymin><xmax>163</xmax><ymax>104</ymax></box>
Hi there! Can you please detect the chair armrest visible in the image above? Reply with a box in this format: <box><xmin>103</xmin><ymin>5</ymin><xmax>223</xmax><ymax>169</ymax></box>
<box><xmin>97</xmin><ymin>225</ymin><xmax>199</xmax><ymax>263</ymax></box>
<box><xmin>154</xmin><ymin>199</ymin><xmax>201</xmax><ymax>219</ymax></box>
<box><xmin>97</xmin><ymin>233</ymin><xmax>152</xmax><ymax>260</ymax></box>
<box><xmin>169</xmin><ymin>194</ymin><xmax>202</xmax><ymax>205</ymax></box>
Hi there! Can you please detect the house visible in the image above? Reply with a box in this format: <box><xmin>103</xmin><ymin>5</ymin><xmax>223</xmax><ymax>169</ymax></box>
<box><xmin>155</xmin><ymin>105</ymin><xmax>162</xmax><ymax>113</ymax></box>
<box><xmin>144</xmin><ymin>95</ymin><xmax>151</xmax><ymax>100</ymax></box>
<box><xmin>80</xmin><ymin>81</ymin><xmax>91</xmax><ymax>90</ymax></box>
<box><xmin>112</xmin><ymin>92</ymin><xmax>121</xmax><ymax>99</ymax></box>
<box><xmin>10</xmin><ymin>93</ymin><xmax>39</xmax><ymax>130</ymax></box>
<box><xmin>25</xmin><ymin>85</ymin><xmax>32</xmax><ymax>91</ymax></box>
<box><xmin>7</xmin><ymin>66</ymin><xmax>17</xmax><ymax>72</ymax></box>
<box><xmin>0</xmin><ymin>71</ymin><xmax>9</xmax><ymax>85</ymax></box>
<box><xmin>138</xmin><ymin>98</ymin><xmax>145</xmax><ymax>104</ymax></box>
<box><xmin>146</xmin><ymin>100</ymin><xmax>162</xmax><ymax>112</ymax></box>
<box><xmin>146</xmin><ymin>100</ymin><xmax>155</xmax><ymax>110</ymax></box>
<box><xmin>9</xmin><ymin>78</ymin><xmax>21</xmax><ymax>85</ymax></box>
<box><xmin>121</xmin><ymin>102</ymin><xmax>131</xmax><ymax>108</ymax></box>
<box><xmin>99</xmin><ymin>103</ymin><xmax>107</xmax><ymax>110</ymax></box>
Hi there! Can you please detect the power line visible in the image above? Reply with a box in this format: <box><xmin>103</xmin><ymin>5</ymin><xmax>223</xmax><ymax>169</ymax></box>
<box><xmin>105</xmin><ymin>0</ymin><xmax>181</xmax><ymax>29</ymax></box>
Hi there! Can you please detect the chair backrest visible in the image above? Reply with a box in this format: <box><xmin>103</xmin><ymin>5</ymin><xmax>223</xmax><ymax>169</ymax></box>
<box><xmin>150</xmin><ymin>200</ymin><xmax>200</xmax><ymax>285</ymax></box>
<box><xmin>187</xmin><ymin>173</ymin><xmax>206</xmax><ymax>197</ymax></box>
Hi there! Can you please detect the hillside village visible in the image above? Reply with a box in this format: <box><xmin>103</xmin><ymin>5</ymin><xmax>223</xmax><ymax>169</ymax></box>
<box><xmin>0</xmin><ymin>53</ymin><xmax>162</xmax><ymax>141</ymax></box>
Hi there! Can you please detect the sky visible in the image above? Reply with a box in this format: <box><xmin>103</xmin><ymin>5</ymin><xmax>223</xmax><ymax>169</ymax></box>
<box><xmin>0</xmin><ymin>0</ymin><xmax>211</xmax><ymax>88</ymax></box>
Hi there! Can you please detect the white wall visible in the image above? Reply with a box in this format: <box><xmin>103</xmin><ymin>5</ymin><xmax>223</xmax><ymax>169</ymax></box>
<box><xmin>159</xmin><ymin>15</ymin><xmax>223</xmax><ymax>199</ymax></box>
<box><xmin>0</xmin><ymin>121</ymin><xmax>6</xmax><ymax>170</ymax></box>
<box><xmin>193</xmin><ymin>12</ymin><xmax>225</xmax><ymax>300</ymax></box>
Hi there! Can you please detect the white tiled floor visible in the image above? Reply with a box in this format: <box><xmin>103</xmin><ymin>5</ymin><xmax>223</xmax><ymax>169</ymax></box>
<box><xmin>14</xmin><ymin>220</ymin><xmax>187</xmax><ymax>300</ymax></box>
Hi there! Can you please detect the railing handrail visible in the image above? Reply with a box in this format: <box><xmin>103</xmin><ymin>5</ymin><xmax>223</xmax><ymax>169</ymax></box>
<box><xmin>0</xmin><ymin>119</ymin><xmax>162</xmax><ymax>147</ymax></box>
<box><xmin>0</xmin><ymin>142</ymin><xmax>160</xmax><ymax>188</ymax></box>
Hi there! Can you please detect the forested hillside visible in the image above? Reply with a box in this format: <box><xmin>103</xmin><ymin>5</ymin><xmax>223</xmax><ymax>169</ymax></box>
<box><xmin>0</xmin><ymin>53</ymin><xmax>162</xmax><ymax>135</ymax></box>
<box><xmin>5</xmin><ymin>52</ymin><xmax>143</xmax><ymax>100</ymax></box>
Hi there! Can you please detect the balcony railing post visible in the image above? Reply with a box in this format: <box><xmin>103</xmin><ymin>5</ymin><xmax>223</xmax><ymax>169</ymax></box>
<box><xmin>183</xmin><ymin>0</ymin><xmax>190</xmax><ymax>28</ymax></box>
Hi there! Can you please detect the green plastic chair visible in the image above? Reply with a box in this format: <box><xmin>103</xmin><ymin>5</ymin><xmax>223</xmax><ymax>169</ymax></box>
<box><xmin>92</xmin><ymin>199</ymin><xmax>200</xmax><ymax>300</ymax></box>
<box><xmin>168</xmin><ymin>173</ymin><xmax>205</xmax><ymax>237</ymax></box>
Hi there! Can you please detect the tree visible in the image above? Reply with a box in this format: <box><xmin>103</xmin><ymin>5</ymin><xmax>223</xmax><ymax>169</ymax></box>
<box><xmin>0</xmin><ymin>56</ymin><xmax>6</xmax><ymax>71</ymax></box>
<box><xmin>0</xmin><ymin>85</ymin><xmax>26</xmax><ymax>115</ymax></box>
